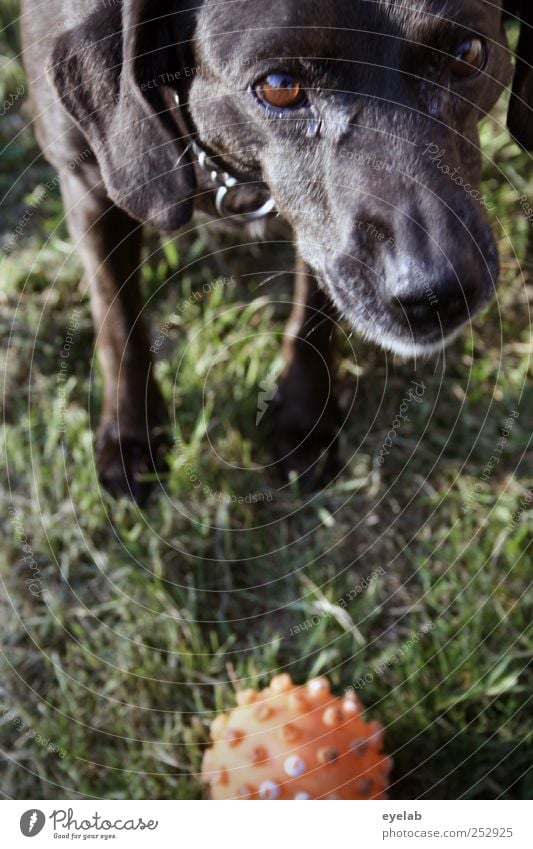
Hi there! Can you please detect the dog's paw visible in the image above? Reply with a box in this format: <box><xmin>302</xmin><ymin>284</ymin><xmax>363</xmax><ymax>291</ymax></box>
<box><xmin>272</xmin><ymin>391</ymin><xmax>341</xmax><ymax>490</ymax></box>
<box><xmin>95</xmin><ymin>421</ymin><xmax>170</xmax><ymax>505</ymax></box>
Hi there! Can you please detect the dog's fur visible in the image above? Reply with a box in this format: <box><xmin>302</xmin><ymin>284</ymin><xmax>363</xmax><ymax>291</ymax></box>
<box><xmin>21</xmin><ymin>0</ymin><xmax>532</xmax><ymax>499</ymax></box>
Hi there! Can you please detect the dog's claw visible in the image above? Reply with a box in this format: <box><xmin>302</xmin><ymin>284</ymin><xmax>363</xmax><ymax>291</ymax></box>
<box><xmin>95</xmin><ymin>423</ymin><xmax>170</xmax><ymax>505</ymax></box>
<box><xmin>272</xmin><ymin>392</ymin><xmax>341</xmax><ymax>491</ymax></box>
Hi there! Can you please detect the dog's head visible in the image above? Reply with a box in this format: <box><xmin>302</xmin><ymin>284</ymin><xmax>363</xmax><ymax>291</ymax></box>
<box><xmin>50</xmin><ymin>0</ymin><xmax>532</xmax><ymax>355</ymax></box>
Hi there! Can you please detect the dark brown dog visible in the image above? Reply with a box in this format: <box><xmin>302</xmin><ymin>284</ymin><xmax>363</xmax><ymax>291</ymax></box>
<box><xmin>20</xmin><ymin>0</ymin><xmax>532</xmax><ymax>500</ymax></box>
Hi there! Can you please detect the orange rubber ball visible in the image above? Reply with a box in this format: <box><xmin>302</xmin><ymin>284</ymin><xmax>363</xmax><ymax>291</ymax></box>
<box><xmin>202</xmin><ymin>674</ymin><xmax>392</xmax><ymax>800</ymax></box>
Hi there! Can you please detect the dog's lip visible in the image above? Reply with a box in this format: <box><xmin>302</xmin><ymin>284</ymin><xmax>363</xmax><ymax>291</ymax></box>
<box><xmin>391</xmin><ymin>294</ymin><xmax>489</xmax><ymax>336</ymax></box>
<box><xmin>319</xmin><ymin>270</ymin><xmax>493</xmax><ymax>354</ymax></box>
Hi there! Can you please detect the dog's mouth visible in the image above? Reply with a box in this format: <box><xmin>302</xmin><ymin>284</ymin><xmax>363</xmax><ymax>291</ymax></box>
<box><xmin>318</xmin><ymin>269</ymin><xmax>495</xmax><ymax>358</ymax></box>
<box><xmin>306</xmin><ymin>227</ymin><xmax>499</xmax><ymax>358</ymax></box>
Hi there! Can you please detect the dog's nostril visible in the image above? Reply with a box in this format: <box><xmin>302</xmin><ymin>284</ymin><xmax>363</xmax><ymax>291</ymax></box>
<box><xmin>392</xmin><ymin>281</ymin><xmax>480</xmax><ymax>327</ymax></box>
<box><xmin>445</xmin><ymin>296</ymin><xmax>468</xmax><ymax>314</ymax></box>
<box><xmin>394</xmin><ymin>297</ymin><xmax>436</xmax><ymax>322</ymax></box>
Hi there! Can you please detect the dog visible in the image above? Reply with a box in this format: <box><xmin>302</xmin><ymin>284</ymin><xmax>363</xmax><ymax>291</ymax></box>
<box><xmin>20</xmin><ymin>0</ymin><xmax>532</xmax><ymax>501</ymax></box>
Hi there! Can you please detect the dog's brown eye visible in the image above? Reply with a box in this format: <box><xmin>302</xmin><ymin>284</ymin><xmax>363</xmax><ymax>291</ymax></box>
<box><xmin>451</xmin><ymin>38</ymin><xmax>486</xmax><ymax>77</ymax></box>
<box><xmin>254</xmin><ymin>73</ymin><xmax>307</xmax><ymax>109</ymax></box>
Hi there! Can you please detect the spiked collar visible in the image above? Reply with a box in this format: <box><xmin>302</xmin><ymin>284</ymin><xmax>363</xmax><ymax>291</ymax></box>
<box><xmin>174</xmin><ymin>91</ymin><xmax>276</xmax><ymax>222</ymax></box>
<box><xmin>190</xmin><ymin>138</ymin><xmax>276</xmax><ymax>222</ymax></box>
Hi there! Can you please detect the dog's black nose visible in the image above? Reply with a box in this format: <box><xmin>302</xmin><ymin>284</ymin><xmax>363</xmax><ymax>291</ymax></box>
<box><xmin>392</xmin><ymin>276</ymin><xmax>485</xmax><ymax>330</ymax></box>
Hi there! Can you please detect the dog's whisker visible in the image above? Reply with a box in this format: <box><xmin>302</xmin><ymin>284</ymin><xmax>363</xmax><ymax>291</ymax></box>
<box><xmin>174</xmin><ymin>141</ymin><xmax>193</xmax><ymax>169</ymax></box>
<box><xmin>254</xmin><ymin>271</ymin><xmax>288</xmax><ymax>290</ymax></box>
<box><xmin>304</xmin><ymin>315</ymin><xmax>330</xmax><ymax>340</ymax></box>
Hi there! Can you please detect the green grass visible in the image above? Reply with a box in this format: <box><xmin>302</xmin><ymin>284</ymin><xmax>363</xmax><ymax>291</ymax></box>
<box><xmin>1</xmin><ymin>4</ymin><xmax>532</xmax><ymax>800</ymax></box>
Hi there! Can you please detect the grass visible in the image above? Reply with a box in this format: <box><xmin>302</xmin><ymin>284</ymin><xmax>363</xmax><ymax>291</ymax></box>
<box><xmin>1</xmin><ymin>2</ymin><xmax>532</xmax><ymax>800</ymax></box>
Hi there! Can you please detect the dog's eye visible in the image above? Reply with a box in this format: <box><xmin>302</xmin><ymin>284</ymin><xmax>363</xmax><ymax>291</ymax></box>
<box><xmin>451</xmin><ymin>38</ymin><xmax>486</xmax><ymax>77</ymax></box>
<box><xmin>254</xmin><ymin>73</ymin><xmax>307</xmax><ymax>109</ymax></box>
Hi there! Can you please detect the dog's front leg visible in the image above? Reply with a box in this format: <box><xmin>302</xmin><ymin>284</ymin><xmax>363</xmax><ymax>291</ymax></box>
<box><xmin>273</xmin><ymin>257</ymin><xmax>341</xmax><ymax>487</ymax></box>
<box><xmin>60</xmin><ymin>166</ymin><xmax>168</xmax><ymax>503</ymax></box>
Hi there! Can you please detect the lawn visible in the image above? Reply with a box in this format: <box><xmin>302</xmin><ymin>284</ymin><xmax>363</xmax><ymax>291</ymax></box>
<box><xmin>1</xmin><ymin>1</ymin><xmax>532</xmax><ymax>800</ymax></box>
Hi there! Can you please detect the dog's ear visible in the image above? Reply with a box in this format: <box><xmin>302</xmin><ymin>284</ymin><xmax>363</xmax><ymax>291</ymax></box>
<box><xmin>47</xmin><ymin>0</ymin><xmax>197</xmax><ymax>230</ymax></box>
<box><xmin>505</xmin><ymin>1</ymin><xmax>533</xmax><ymax>148</ymax></box>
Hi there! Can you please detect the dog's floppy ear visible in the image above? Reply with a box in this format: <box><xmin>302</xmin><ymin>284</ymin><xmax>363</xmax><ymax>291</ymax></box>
<box><xmin>505</xmin><ymin>1</ymin><xmax>533</xmax><ymax>149</ymax></box>
<box><xmin>48</xmin><ymin>0</ymin><xmax>197</xmax><ymax>230</ymax></box>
